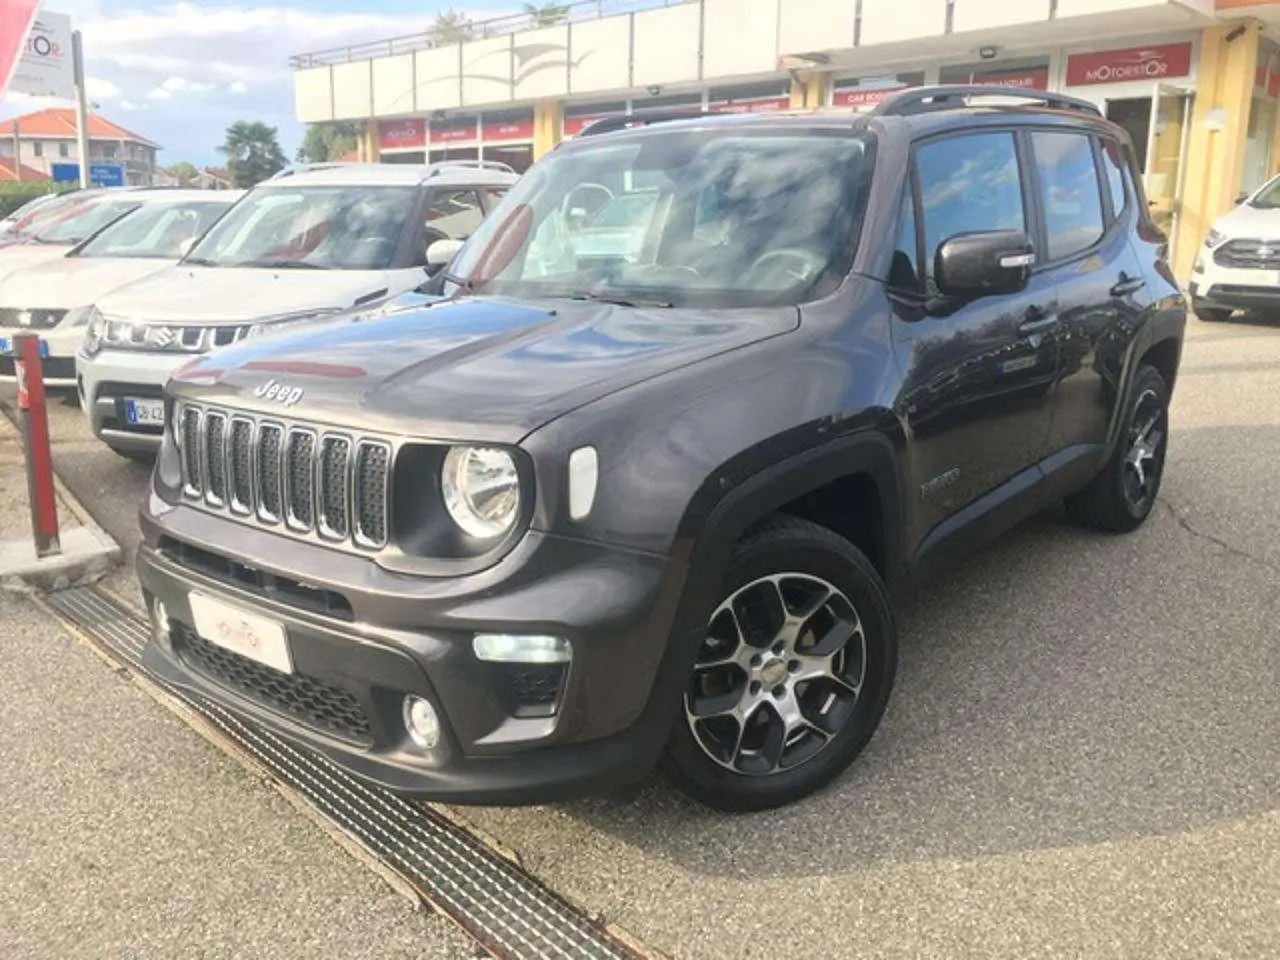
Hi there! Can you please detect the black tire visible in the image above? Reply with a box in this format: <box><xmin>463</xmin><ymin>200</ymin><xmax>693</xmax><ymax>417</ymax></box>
<box><xmin>1065</xmin><ymin>363</ymin><xmax>1170</xmax><ymax>533</ymax></box>
<box><xmin>661</xmin><ymin>515</ymin><xmax>897</xmax><ymax>812</ymax></box>
<box><xmin>107</xmin><ymin>443</ymin><xmax>154</xmax><ymax>464</ymax></box>
<box><xmin>1194</xmin><ymin>303</ymin><xmax>1231</xmax><ymax>323</ymax></box>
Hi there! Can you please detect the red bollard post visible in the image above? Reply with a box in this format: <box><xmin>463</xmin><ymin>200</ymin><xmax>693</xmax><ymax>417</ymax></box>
<box><xmin>13</xmin><ymin>332</ymin><xmax>61</xmax><ymax>558</ymax></box>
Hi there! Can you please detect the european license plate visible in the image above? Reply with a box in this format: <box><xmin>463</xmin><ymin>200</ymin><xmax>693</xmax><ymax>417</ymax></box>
<box><xmin>0</xmin><ymin>337</ymin><xmax>49</xmax><ymax>357</ymax></box>
<box><xmin>189</xmin><ymin>592</ymin><xmax>293</xmax><ymax>674</ymax></box>
<box><xmin>125</xmin><ymin>398</ymin><xmax>166</xmax><ymax>425</ymax></box>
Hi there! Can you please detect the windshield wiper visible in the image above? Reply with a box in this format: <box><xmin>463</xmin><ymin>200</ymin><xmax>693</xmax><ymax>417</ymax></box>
<box><xmin>183</xmin><ymin>256</ymin><xmax>218</xmax><ymax>267</ymax></box>
<box><xmin>239</xmin><ymin>258</ymin><xmax>332</xmax><ymax>270</ymax></box>
<box><xmin>567</xmin><ymin>290</ymin><xmax>673</xmax><ymax>309</ymax></box>
<box><xmin>441</xmin><ymin>271</ymin><xmax>478</xmax><ymax>291</ymax></box>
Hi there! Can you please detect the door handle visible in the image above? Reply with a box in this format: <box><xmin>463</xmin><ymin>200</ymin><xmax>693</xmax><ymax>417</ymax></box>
<box><xmin>1110</xmin><ymin>272</ymin><xmax>1146</xmax><ymax>298</ymax></box>
<box><xmin>1017</xmin><ymin>307</ymin><xmax>1059</xmax><ymax>336</ymax></box>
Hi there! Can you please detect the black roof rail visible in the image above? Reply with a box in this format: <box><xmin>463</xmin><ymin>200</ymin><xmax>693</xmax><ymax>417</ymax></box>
<box><xmin>579</xmin><ymin>107</ymin><xmax>712</xmax><ymax>137</ymax></box>
<box><xmin>874</xmin><ymin>85</ymin><xmax>1102</xmax><ymax>118</ymax></box>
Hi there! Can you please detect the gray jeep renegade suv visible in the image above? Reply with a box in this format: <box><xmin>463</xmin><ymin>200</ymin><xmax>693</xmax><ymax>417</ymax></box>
<box><xmin>138</xmin><ymin>87</ymin><xmax>1185</xmax><ymax>811</ymax></box>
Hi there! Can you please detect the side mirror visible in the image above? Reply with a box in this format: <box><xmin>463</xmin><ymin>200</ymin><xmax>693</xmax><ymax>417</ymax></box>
<box><xmin>935</xmin><ymin>230</ymin><xmax>1034</xmax><ymax>299</ymax></box>
<box><xmin>425</xmin><ymin>237</ymin><xmax>464</xmax><ymax>267</ymax></box>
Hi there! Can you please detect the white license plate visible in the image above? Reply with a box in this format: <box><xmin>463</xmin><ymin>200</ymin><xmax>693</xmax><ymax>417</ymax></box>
<box><xmin>125</xmin><ymin>398</ymin><xmax>166</xmax><ymax>425</ymax></box>
<box><xmin>189</xmin><ymin>592</ymin><xmax>293</xmax><ymax>674</ymax></box>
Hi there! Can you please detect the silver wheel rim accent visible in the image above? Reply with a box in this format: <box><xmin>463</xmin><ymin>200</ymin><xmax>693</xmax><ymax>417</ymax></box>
<box><xmin>1123</xmin><ymin>387</ymin><xmax>1165</xmax><ymax>512</ymax></box>
<box><xmin>684</xmin><ymin>573</ymin><xmax>866</xmax><ymax>776</ymax></box>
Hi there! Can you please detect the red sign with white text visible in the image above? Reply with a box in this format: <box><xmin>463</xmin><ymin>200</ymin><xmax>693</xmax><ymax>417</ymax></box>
<box><xmin>709</xmin><ymin>97</ymin><xmax>790</xmax><ymax>114</ymax></box>
<box><xmin>482</xmin><ymin>119</ymin><xmax>534</xmax><ymax>142</ymax></box>
<box><xmin>378</xmin><ymin>118</ymin><xmax>426</xmax><ymax>150</ymax></box>
<box><xmin>429</xmin><ymin>123</ymin><xmax>478</xmax><ymax>145</ymax></box>
<box><xmin>1066</xmin><ymin>43</ymin><xmax>1193</xmax><ymax>87</ymax></box>
<box><xmin>0</xmin><ymin>0</ymin><xmax>42</xmax><ymax>98</ymax></box>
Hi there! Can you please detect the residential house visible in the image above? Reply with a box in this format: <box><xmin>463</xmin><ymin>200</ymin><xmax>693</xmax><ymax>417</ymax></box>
<box><xmin>0</xmin><ymin>109</ymin><xmax>160</xmax><ymax>186</ymax></box>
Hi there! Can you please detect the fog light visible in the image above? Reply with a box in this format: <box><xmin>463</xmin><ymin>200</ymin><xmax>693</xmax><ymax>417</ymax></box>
<box><xmin>151</xmin><ymin>599</ymin><xmax>171</xmax><ymax>650</ymax></box>
<box><xmin>402</xmin><ymin>695</ymin><xmax>441</xmax><ymax>750</ymax></box>
<box><xmin>473</xmin><ymin>633</ymin><xmax>571</xmax><ymax>664</ymax></box>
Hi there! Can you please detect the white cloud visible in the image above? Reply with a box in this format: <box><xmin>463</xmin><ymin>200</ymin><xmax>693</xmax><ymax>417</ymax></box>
<box><xmin>161</xmin><ymin>76</ymin><xmax>215</xmax><ymax>95</ymax></box>
<box><xmin>117</xmin><ymin>99</ymin><xmax>144</xmax><ymax>111</ymax></box>
<box><xmin>85</xmin><ymin>76</ymin><xmax>121</xmax><ymax>102</ymax></box>
<box><xmin>147</xmin><ymin>87</ymin><xmax>173</xmax><ymax>101</ymax></box>
<box><xmin>227</xmin><ymin>81</ymin><xmax>248</xmax><ymax>95</ymax></box>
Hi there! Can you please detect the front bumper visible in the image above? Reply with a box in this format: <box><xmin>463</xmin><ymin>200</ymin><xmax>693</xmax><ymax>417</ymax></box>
<box><xmin>135</xmin><ymin>490</ymin><xmax>694</xmax><ymax>804</ymax></box>
<box><xmin>1190</xmin><ymin>254</ymin><xmax>1280</xmax><ymax>314</ymax></box>
<box><xmin>76</xmin><ymin>348</ymin><xmax>189</xmax><ymax>450</ymax></box>
<box><xmin>0</xmin><ymin>323</ymin><xmax>84</xmax><ymax>387</ymax></box>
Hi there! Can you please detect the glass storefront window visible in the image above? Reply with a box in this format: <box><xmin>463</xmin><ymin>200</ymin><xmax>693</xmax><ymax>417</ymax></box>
<box><xmin>1244</xmin><ymin>39</ymin><xmax>1280</xmax><ymax>192</ymax></box>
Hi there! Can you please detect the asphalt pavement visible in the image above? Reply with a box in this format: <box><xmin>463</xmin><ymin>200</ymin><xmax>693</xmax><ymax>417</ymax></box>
<box><xmin>2</xmin><ymin>316</ymin><xmax>1278</xmax><ymax>959</ymax></box>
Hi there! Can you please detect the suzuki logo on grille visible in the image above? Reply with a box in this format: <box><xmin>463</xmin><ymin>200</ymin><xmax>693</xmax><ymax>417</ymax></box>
<box><xmin>16</xmin><ymin>310</ymin><xmax>31</xmax><ymax>327</ymax></box>
<box><xmin>254</xmin><ymin>379</ymin><xmax>304</xmax><ymax>406</ymax></box>
<box><xmin>150</xmin><ymin>326</ymin><xmax>175</xmax><ymax>347</ymax></box>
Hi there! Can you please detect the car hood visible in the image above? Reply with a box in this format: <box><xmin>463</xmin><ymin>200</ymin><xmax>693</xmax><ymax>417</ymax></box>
<box><xmin>1212</xmin><ymin>201</ymin><xmax>1280</xmax><ymax>239</ymax></box>
<box><xmin>0</xmin><ymin>256</ymin><xmax>173</xmax><ymax>309</ymax></box>
<box><xmin>95</xmin><ymin>264</ymin><xmax>402</xmax><ymax>322</ymax></box>
<box><xmin>0</xmin><ymin>242</ymin><xmax>72</xmax><ymax>280</ymax></box>
<box><xmin>171</xmin><ymin>295</ymin><xmax>799</xmax><ymax>443</ymax></box>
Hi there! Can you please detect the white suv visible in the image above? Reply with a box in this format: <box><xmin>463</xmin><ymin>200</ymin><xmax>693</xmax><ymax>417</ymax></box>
<box><xmin>1191</xmin><ymin>173</ymin><xmax>1280</xmax><ymax>322</ymax></box>
<box><xmin>76</xmin><ymin>161</ymin><xmax>518</xmax><ymax>459</ymax></box>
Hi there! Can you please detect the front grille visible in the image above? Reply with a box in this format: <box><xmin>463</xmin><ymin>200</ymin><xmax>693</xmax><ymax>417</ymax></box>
<box><xmin>98</xmin><ymin>320</ymin><xmax>254</xmax><ymax>354</ymax></box>
<box><xmin>0</xmin><ymin>306</ymin><xmax>67</xmax><ymax>330</ymax></box>
<box><xmin>178</xmin><ymin>403</ymin><xmax>393</xmax><ymax>553</ymax></box>
<box><xmin>1214</xmin><ymin>239</ymin><xmax>1280</xmax><ymax>269</ymax></box>
<box><xmin>173</xmin><ymin>622</ymin><xmax>372</xmax><ymax>744</ymax></box>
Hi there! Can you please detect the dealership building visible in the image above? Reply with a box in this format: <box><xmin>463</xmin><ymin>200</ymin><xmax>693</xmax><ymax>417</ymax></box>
<box><xmin>291</xmin><ymin>0</ymin><xmax>1280</xmax><ymax>275</ymax></box>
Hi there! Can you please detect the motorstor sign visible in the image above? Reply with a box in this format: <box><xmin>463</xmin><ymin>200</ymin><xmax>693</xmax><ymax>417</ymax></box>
<box><xmin>378</xmin><ymin>118</ymin><xmax>425</xmax><ymax>150</ymax></box>
<box><xmin>1066</xmin><ymin>43</ymin><xmax>1193</xmax><ymax>86</ymax></box>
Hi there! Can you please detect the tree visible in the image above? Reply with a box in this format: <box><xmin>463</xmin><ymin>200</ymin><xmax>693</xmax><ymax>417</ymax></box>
<box><xmin>296</xmin><ymin>121</ymin><xmax>358</xmax><ymax>164</ymax></box>
<box><xmin>428</xmin><ymin>7</ymin><xmax>474</xmax><ymax>45</ymax></box>
<box><xmin>523</xmin><ymin>3</ymin><xmax>570</xmax><ymax>27</ymax></box>
<box><xmin>219</xmin><ymin>120</ymin><xmax>287</xmax><ymax>188</ymax></box>
<box><xmin>165</xmin><ymin>161</ymin><xmax>199</xmax><ymax>184</ymax></box>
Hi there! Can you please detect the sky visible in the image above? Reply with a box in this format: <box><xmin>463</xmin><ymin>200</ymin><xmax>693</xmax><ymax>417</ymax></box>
<box><xmin>0</xmin><ymin>0</ymin><xmax>520</xmax><ymax>167</ymax></box>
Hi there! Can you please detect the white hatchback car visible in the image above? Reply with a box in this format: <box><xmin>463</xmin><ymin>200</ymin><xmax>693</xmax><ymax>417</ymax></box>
<box><xmin>0</xmin><ymin>190</ymin><xmax>240</xmax><ymax>392</ymax></box>
<box><xmin>0</xmin><ymin>188</ymin><xmax>149</xmax><ymax>281</ymax></box>
<box><xmin>1191</xmin><ymin>173</ymin><xmax>1280</xmax><ymax>322</ymax></box>
<box><xmin>76</xmin><ymin>161</ymin><xmax>517</xmax><ymax>458</ymax></box>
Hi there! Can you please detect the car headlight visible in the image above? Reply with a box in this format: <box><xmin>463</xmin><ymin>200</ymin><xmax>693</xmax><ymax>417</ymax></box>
<box><xmin>441</xmin><ymin>446</ymin><xmax>521</xmax><ymax>538</ymax></box>
<box><xmin>245</xmin><ymin>308</ymin><xmax>343</xmax><ymax>340</ymax></box>
<box><xmin>81</xmin><ymin>308</ymin><xmax>106</xmax><ymax>356</ymax></box>
<box><xmin>1204</xmin><ymin>228</ymin><xmax>1226</xmax><ymax>249</ymax></box>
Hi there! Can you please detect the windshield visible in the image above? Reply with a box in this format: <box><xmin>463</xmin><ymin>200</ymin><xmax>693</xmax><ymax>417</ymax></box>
<box><xmin>447</xmin><ymin>130</ymin><xmax>874</xmax><ymax>308</ymax></box>
<box><xmin>76</xmin><ymin>201</ymin><xmax>232</xmax><ymax>259</ymax></box>
<box><xmin>186</xmin><ymin>185</ymin><xmax>415</xmax><ymax>269</ymax></box>
<box><xmin>33</xmin><ymin>197</ymin><xmax>140</xmax><ymax>244</ymax></box>
<box><xmin>1251</xmin><ymin>175</ymin><xmax>1280</xmax><ymax>208</ymax></box>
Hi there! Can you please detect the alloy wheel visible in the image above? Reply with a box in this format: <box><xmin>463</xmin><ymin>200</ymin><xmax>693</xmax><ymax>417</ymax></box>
<box><xmin>684</xmin><ymin>573</ymin><xmax>865</xmax><ymax>776</ymax></box>
<box><xmin>1122</xmin><ymin>387</ymin><xmax>1166</xmax><ymax>514</ymax></box>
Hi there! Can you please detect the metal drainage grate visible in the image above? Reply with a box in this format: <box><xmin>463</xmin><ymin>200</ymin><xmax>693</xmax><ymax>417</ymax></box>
<box><xmin>44</xmin><ymin>586</ymin><xmax>648</xmax><ymax>960</ymax></box>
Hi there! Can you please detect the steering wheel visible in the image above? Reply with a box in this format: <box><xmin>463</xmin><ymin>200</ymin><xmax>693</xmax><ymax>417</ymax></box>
<box><xmin>749</xmin><ymin>248</ymin><xmax>825</xmax><ymax>285</ymax></box>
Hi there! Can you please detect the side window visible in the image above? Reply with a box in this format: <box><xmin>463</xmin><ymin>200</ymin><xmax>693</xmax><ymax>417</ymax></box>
<box><xmin>1100</xmin><ymin>137</ymin><xmax>1129</xmax><ymax>222</ymax></box>
<box><xmin>916</xmin><ymin>132</ymin><xmax>1026</xmax><ymax>291</ymax></box>
<box><xmin>889</xmin><ymin>185</ymin><xmax>919</xmax><ymax>290</ymax></box>
<box><xmin>481</xmin><ymin>188</ymin><xmax>508</xmax><ymax>210</ymax></box>
<box><xmin>1031</xmin><ymin>132</ymin><xmax>1106</xmax><ymax>261</ymax></box>
<box><xmin>423</xmin><ymin>189</ymin><xmax>483</xmax><ymax>243</ymax></box>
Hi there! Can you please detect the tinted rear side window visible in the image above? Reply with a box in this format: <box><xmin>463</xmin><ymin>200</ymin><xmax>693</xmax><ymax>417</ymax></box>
<box><xmin>1100</xmin><ymin>138</ymin><xmax>1129</xmax><ymax>221</ymax></box>
<box><xmin>915</xmin><ymin>132</ymin><xmax>1026</xmax><ymax>290</ymax></box>
<box><xmin>1031</xmin><ymin>132</ymin><xmax>1106</xmax><ymax>261</ymax></box>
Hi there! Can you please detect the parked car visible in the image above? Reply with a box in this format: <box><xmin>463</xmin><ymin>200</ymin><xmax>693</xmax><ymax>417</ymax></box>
<box><xmin>1190</xmin><ymin>171</ymin><xmax>1280</xmax><ymax>322</ymax></box>
<box><xmin>136</xmin><ymin>88</ymin><xmax>1185</xmax><ymax>811</ymax></box>
<box><xmin>0</xmin><ymin>191</ymin><xmax>76</xmax><ymax>245</ymax></box>
<box><xmin>0</xmin><ymin>190</ymin><xmax>241</xmax><ymax>403</ymax></box>
<box><xmin>0</xmin><ymin>190</ymin><xmax>107</xmax><ymax>251</ymax></box>
<box><xmin>75</xmin><ymin>161</ymin><xmax>517</xmax><ymax>459</ymax></box>
<box><xmin>0</xmin><ymin>187</ymin><xmax>153</xmax><ymax>280</ymax></box>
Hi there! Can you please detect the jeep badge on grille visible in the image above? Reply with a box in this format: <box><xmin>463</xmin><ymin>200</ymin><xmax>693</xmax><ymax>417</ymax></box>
<box><xmin>254</xmin><ymin>379</ymin><xmax>304</xmax><ymax>407</ymax></box>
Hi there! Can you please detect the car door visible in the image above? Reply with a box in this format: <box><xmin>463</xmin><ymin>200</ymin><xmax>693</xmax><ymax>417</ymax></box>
<box><xmin>890</xmin><ymin>129</ymin><xmax>1059</xmax><ymax>561</ymax></box>
<box><xmin>1036</xmin><ymin>132</ymin><xmax>1152</xmax><ymax>490</ymax></box>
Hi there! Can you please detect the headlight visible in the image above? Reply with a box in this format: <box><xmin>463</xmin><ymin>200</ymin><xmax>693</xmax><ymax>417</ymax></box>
<box><xmin>1204</xmin><ymin>228</ymin><xmax>1226</xmax><ymax>249</ymax></box>
<box><xmin>441</xmin><ymin>446</ymin><xmax>521</xmax><ymax>539</ymax></box>
<box><xmin>81</xmin><ymin>308</ymin><xmax>105</xmax><ymax>356</ymax></box>
<box><xmin>245</xmin><ymin>309</ymin><xmax>343</xmax><ymax>340</ymax></box>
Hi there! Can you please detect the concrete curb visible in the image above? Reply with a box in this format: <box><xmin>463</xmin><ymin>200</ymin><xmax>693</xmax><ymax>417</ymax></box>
<box><xmin>0</xmin><ymin>402</ymin><xmax>123</xmax><ymax>593</ymax></box>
